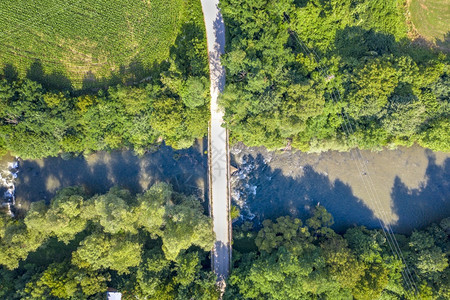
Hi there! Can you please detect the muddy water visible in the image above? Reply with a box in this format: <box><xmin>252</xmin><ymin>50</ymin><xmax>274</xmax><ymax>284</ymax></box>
<box><xmin>231</xmin><ymin>143</ymin><xmax>450</xmax><ymax>234</ymax></box>
<box><xmin>14</xmin><ymin>141</ymin><xmax>207</xmax><ymax>211</ymax></box>
<box><xmin>9</xmin><ymin>140</ymin><xmax>450</xmax><ymax>233</ymax></box>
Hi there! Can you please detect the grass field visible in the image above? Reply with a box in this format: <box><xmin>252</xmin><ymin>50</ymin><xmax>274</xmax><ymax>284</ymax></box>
<box><xmin>0</xmin><ymin>0</ymin><xmax>191</xmax><ymax>89</ymax></box>
<box><xmin>409</xmin><ymin>0</ymin><xmax>450</xmax><ymax>49</ymax></box>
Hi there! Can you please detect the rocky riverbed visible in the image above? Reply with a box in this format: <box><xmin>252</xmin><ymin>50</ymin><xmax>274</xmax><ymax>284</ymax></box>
<box><xmin>0</xmin><ymin>154</ymin><xmax>19</xmax><ymax>216</ymax></box>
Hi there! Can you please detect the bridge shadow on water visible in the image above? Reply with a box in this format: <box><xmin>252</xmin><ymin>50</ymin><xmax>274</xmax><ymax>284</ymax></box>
<box><xmin>15</xmin><ymin>141</ymin><xmax>207</xmax><ymax>211</ymax></box>
<box><xmin>233</xmin><ymin>153</ymin><xmax>450</xmax><ymax>234</ymax></box>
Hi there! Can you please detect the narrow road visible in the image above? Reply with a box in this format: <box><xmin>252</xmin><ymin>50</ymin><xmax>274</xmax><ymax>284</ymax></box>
<box><xmin>200</xmin><ymin>0</ymin><xmax>231</xmax><ymax>285</ymax></box>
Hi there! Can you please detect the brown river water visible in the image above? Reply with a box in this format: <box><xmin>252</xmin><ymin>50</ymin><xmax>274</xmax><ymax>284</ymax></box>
<box><xmin>2</xmin><ymin>141</ymin><xmax>449</xmax><ymax>234</ymax></box>
<box><xmin>12</xmin><ymin>141</ymin><xmax>208</xmax><ymax>212</ymax></box>
<box><xmin>231</xmin><ymin>143</ymin><xmax>449</xmax><ymax>234</ymax></box>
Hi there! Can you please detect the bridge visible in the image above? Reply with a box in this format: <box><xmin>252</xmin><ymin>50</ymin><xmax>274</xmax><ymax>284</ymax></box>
<box><xmin>200</xmin><ymin>0</ymin><xmax>231</xmax><ymax>288</ymax></box>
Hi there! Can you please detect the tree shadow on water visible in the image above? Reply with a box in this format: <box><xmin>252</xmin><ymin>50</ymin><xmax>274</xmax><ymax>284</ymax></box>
<box><xmin>391</xmin><ymin>154</ymin><xmax>450</xmax><ymax>234</ymax></box>
<box><xmin>233</xmin><ymin>153</ymin><xmax>378</xmax><ymax>233</ymax></box>
<box><xmin>15</xmin><ymin>142</ymin><xmax>207</xmax><ymax>210</ymax></box>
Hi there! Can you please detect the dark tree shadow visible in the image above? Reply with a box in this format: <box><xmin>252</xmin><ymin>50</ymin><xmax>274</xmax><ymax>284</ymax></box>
<box><xmin>333</xmin><ymin>26</ymin><xmax>446</xmax><ymax>65</ymax></box>
<box><xmin>391</xmin><ymin>154</ymin><xmax>450</xmax><ymax>234</ymax></box>
<box><xmin>79</xmin><ymin>59</ymin><xmax>169</xmax><ymax>93</ymax></box>
<box><xmin>15</xmin><ymin>141</ymin><xmax>207</xmax><ymax>209</ymax></box>
<box><xmin>436</xmin><ymin>31</ymin><xmax>450</xmax><ymax>53</ymax></box>
<box><xmin>232</xmin><ymin>153</ymin><xmax>378</xmax><ymax>233</ymax></box>
<box><xmin>293</xmin><ymin>0</ymin><xmax>309</xmax><ymax>8</ymax></box>
<box><xmin>334</xmin><ymin>26</ymin><xmax>398</xmax><ymax>60</ymax></box>
<box><xmin>81</xmin><ymin>71</ymin><xmax>98</xmax><ymax>92</ymax></box>
<box><xmin>26</xmin><ymin>60</ymin><xmax>73</xmax><ymax>92</ymax></box>
<box><xmin>2</xmin><ymin>64</ymin><xmax>18</xmax><ymax>81</ymax></box>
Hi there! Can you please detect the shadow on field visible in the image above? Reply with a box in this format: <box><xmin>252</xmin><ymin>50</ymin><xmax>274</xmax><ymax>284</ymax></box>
<box><xmin>15</xmin><ymin>141</ymin><xmax>207</xmax><ymax>212</ymax></box>
<box><xmin>1</xmin><ymin>52</ymin><xmax>172</xmax><ymax>94</ymax></box>
<box><xmin>334</xmin><ymin>26</ymin><xmax>399</xmax><ymax>60</ymax></box>
<box><xmin>26</xmin><ymin>60</ymin><xmax>73</xmax><ymax>92</ymax></box>
<box><xmin>232</xmin><ymin>154</ymin><xmax>378</xmax><ymax>233</ymax></box>
<box><xmin>79</xmin><ymin>59</ymin><xmax>170</xmax><ymax>93</ymax></box>
<box><xmin>391</xmin><ymin>153</ymin><xmax>450</xmax><ymax>234</ymax></box>
<box><xmin>2</xmin><ymin>64</ymin><xmax>18</xmax><ymax>81</ymax></box>
<box><xmin>1</xmin><ymin>13</ymin><xmax>207</xmax><ymax>94</ymax></box>
<box><xmin>436</xmin><ymin>31</ymin><xmax>450</xmax><ymax>52</ymax></box>
<box><xmin>333</xmin><ymin>25</ymin><xmax>447</xmax><ymax>62</ymax></box>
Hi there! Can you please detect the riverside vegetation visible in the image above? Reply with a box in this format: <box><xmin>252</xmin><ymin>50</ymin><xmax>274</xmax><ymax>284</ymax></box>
<box><xmin>1</xmin><ymin>197</ymin><xmax>448</xmax><ymax>299</ymax></box>
<box><xmin>219</xmin><ymin>0</ymin><xmax>449</xmax><ymax>152</ymax></box>
<box><xmin>0</xmin><ymin>0</ymin><xmax>210</xmax><ymax>158</ymax></box>
<box><xmin>0</xmin><ymin>183</ymin><xmax>218</xmax><ymax>299</ymax></box>
<box><xmin>226</xmin><ymin>207</ymin><xmax>450</xmax><ymax>299</ymax></box>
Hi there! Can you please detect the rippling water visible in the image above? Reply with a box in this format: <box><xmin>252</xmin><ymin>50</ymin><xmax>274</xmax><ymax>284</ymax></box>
<box><xmin>231</xmin><ymin>143</ymin><xmax>450</xmax><ymax>234</ymax></box>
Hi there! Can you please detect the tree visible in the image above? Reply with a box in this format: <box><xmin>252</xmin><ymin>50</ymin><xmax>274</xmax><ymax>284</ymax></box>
<box><xmin>418</xmin><ymin>116</ymin><xmax>450</xmax><ymax>152</ymax></box>
<box><xmin>162</xmin><ymin>196</ymin><xmax>215</xmax><ymax>260</ymax></box>
<box><xmin>86</xmin><ymin>187</ymin><xmax>137</xmax><ymax>234</ymax></box>
<box><xmin>383</xmin><ymin>95</ymin><xmax>426</xmax><ymax>140</ymax></box>
<box><xmin>255</xmin><ymin>216</ymin><xmax>311</xmax><ymax>254</ymax></box>
<box><xmin>108</xmin><ymin>85</ymin><xmax>150</xmax><ymax>115</ymax></box>
<box><xmin>409</xmin><ymin>229</ymin><xmax>449</xmax><ymax>281</ymax></box>
<box><xmin>0</xmin><ymin>221</ymin><xmax>47</xmax><ymax>269</ymax></box>
<box><xmin>347</xmin><ymin>56</ymin><xmax>399</xmax><ymax>118</ymax></box>
<box><xmin>44</xmin><ymin>187</ymin><xmax>88</xmax><ymax>244</ymax></box>
<box><xmin>24</xmin><ymin>262</ymin><xmax>109</xmax><ymax>299</ymax></box>
<box><xmin>180</xmin><ymin>77</ymin><xmax>208</xmax><ymax>108</ymax></box>
<box><xmin>72</xmin><ymin>233</ymin><xmax>142</xmax><ymax>274</ymax></box>
<box><xmin>135</xmin><ymin>251</ymin><xmax>174</xmax><ymax>299</ymax></box>
<box><xmin>134</xmin><ymin>182</ymin><xmax>171</xmax><ymax>237</ymax></box>
<box><xmin>352</xmin><ymin>263</ymin><xmax>389</xmax><ymax>300</ymax></box>
<box><xmin>321</xmin><ymin>237</ymin><xmax>365</xmax><ymax>290</ymax></box>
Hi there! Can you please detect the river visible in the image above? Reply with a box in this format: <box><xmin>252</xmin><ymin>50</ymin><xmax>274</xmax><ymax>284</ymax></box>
<box><xmin>13</xmin><ymin>141</ymin><xmax>207</xmax><ymax>212</ymax></box>
<box><xmin>3</xmin><ymin>142</ymin><xmax>449</xmax><ymax>234</ymax></box>
<box><xmin>231</xmin><ymin>143</ymin><xmax>450</xmax><ymax>234</ymax></box>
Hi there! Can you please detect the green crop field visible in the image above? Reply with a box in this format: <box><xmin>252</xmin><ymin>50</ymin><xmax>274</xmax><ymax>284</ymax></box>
<box><xmin>409</xmin><ymin>0</ymin><xmax>450</xmax><ymax>49</ymax></box>
<box><xmin>0</xmin><ymin>0</ymin><xmax>192</xmax><ymax>89</ymax></box>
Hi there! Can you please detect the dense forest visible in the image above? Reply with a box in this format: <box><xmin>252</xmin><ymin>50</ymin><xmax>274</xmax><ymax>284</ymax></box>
<box><xmin>226</xmin><ymin>207</ymin><xmax>450</xmax><ymax>299</ymax></box>
<box><xmin>1</xmin><ymin>193</ymin><xmax>447</xmax><ymax>299</ymax></box>
<box><xmin>0</xmin><ymin>183</ymin><xmax>218</xmax><ymax>299</ymax></box>
<box><xmin>219</xmin><ymin>0</ymin><xmax>450</xmax><ymax>152</ymax></box>
<box><xmin>0</xmin><ymin>0</ymin><xmax>210</xmax><ymax>159</ymax></box>
<box><xmin>2</xmin><ymin>0</ymin><xmax>449</xmax><ymax>159</ymax></box>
